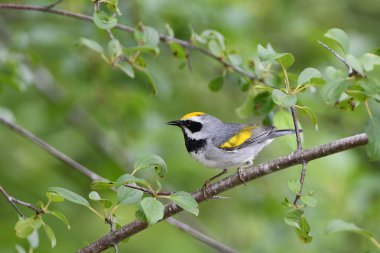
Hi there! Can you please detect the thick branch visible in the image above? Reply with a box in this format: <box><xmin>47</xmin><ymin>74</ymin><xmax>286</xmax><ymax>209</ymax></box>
<box><xmin>80</xmin><ymin>133</ymin><xmax>368</xmax><ymax>252</ymax></box>
<box><xmin>0</xmin><ymin>3</ymin><xmax>256</xmax><ymax>81</ymax></box>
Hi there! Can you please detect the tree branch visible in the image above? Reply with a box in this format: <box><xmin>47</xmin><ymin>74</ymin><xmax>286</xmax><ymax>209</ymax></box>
<box><xmin>0</xmin><ymin>185</ymin><xmax>43</xmax><ymax>218</ymax></box>
<box><xmin>0</xmin><ymin>116</ymin><xmax>105</xmax><ymax>182</ymax></box>
<box><xmin>166</xmin><ymin>217</ymin><xmax>237</xmax><ymax>253</ymax></box>
<box><xmin>0</xmin><ymin>115</ymin><xmax>234</xmax><ymax>252</ymax></box>
<box><xmin>79</xmin><ymin>133</ymin><xmax>368</xmax><ymax>252</ymax></box>
<box><xmin>289</xmin><ymin>106</ymin><xmax>308</xmax><ymax>205</ymax></box>
<box><xmin>0</xmin><ymin>3</ymin><xmax>256</xmax><ymax>81</ymax></box>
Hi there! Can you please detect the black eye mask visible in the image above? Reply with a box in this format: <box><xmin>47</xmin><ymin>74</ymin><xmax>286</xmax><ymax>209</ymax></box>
<box><xmin>182</xmin><ymin>120</ymin><xmax>203</xmax><ymax>133</ymax></box>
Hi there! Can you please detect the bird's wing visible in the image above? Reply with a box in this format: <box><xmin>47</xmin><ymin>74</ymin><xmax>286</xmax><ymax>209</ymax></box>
<box><xmin>216</xmin><ymin>125</ymin><xmax>277</xmax><ymax>151</ymax></box>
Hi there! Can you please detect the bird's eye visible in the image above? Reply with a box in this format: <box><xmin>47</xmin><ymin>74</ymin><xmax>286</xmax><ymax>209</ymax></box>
<box><xmin>183</xmin><ymin>120</ymin><xmax>202</xmax><ymax>133</ymax></box>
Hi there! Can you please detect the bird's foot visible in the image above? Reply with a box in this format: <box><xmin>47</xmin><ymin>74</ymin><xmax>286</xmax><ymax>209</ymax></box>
<box><xmin>202</xmin><ymin>180</ymin><xmax>211</xmax><ymax>200</ymax></box>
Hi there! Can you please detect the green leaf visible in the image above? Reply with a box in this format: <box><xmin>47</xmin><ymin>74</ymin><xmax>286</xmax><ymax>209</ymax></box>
<box><xmin>253</xmin><ymin>91</ymin><xmax>276</xmax><ymax>116</ymax></box>
<box><xmin>346</xmin><ymin>54</ymin><xmax>363</xmax><ymax>75</ymax></box>
<box><xmin>116</xmin><ymin>61</ymin><xmax>135</xmax><ymax>78</ymax></box>
<box><xmin>103</xmin><ymin>0</ymin><xmax>121</xmax><ymax>15</ymax></box>
<box><xmin>284</xmin><ymin>208</ymin><xmax>304</xmax><ymax>229</ymax></box>
<box><xmin>115</xmin><ymin>174</ymin><xmax>151</xmax><ymax>188</ymax></box>
<box><xmin>138</xmin><ymin>68</ymin><xmax>157</xmax><ymax>95</ymax></box>
<box><xmin>89</xmin><ymin>191</ymin><xmax>102</xmax><ymax>201</ymax></box>
<box><xmin>49</xmin><ymin>210</ymin><xmax>70</xmax><ymax>229</ymax></box>
<box><xmin>165</xmin><ymin>23</ymin><xmax>174</xmax><ymax>37</ymax></box>
<box><xmin>272</xmin><ymin>89</ymin><xmax>297</xmax><ymax>107</ymax></box>
<box><xmin>326</xmin><ymin>219</ymin><xmax>373</xmax><ymax>237</ymax></box>
<box><xmin>200</xmin><ymin>29</ymin><xmax>226</xmax><ymax>50</ymax></box>
<box><xmin>27</xmin><ymin>229</ymin><xmax>39</xmax><ymax>249</ymax></box>
<box><xmin>322</xmin><ymin>78</ymin><xmax>351</xmax><ymax>103</ymax></box>
<box><xmin>296</xmin><ymin>105</ymin><xmax>318</xmax><ymax>131</ymax></box>
<box><xmin>48</xmin><ymin>187</ymin><xmax>90</xmax><ymax>207</ymax></box>
<box><xmin>117</xmin><ymin>185</ymin><xmax>143</xmax><ymax>205</ymax></box>
<box><xmin>134</xmin><ymin>154</ymin><xmax>167</xmax><ymax>178</ymax></box>
<box><xmin>298</xmin><ymin>68</ymin><xmax>322</xmax><ymax>85</ymax></box>
<box><xmin>360</xmin><ymin>53</ymin><xmax>380</xmax><ymax>72</ymax></box>
<box><xmin>238</xmin><ymin>77</ymin><xmax>251</xmax><ymax>92</ymax></box>
<box><xmin>30</xmin><ymin>215</ymin><xmax>42</xmax><ymax>230</ymax></box>
<box><xmin>227</xmin><ymin>53</ymin><xmax>243</xmax><ymax>66</ymax></box>
<box><xmin>301</xmin><ymin>195</ymin><xmax>318</xmax><ymax>207</ymax></box>
<box><xmin>78</xmin><ymin>38</ymin><xmax>104</xmax><ymax>54</ymax></box>
<box><xmin>15</xmin><ymin>245</ymin><xmax>27</xmax><ymax>253</ymax></box>
<box><xmin>169</xmin><ymin>191</ymin><xmax>199</xmax><ymax>216</ymax></box>
<box><xmin>288</xmin><ymin>179</ymin><xmax>301</xmax><ymax>194</ymax></box>
<box><xmin>43</xmin><ymin>223</ymin><xmax>56</xmax><ymax>248</ymax></box>
<box><xmin>107</xmin><ymin>39</ymin><xmax>122</xmax><ymax>61</ymax></box>
<box><xmin>46</xmin><ymin>192</ymin><xmax>64</xmax><ymax>202</ymax></box>
<box><xmin>208</xmin><ymin>40</ymin><xmax>224</xmax><ymax>56</ymax></box>
<box><xmin>169</xmin><ymin>43</ymin><xmax>186</xmax><ymax>59</ymax></box>
<box><xmin>324</xmin><ymin>28</ymin><xmax>350</xmax><ymax>53</ymax></box>
<box><xmin>93</xmin><ymin>10</ymin><xmax>117</xmax><ymax>30</ymax></box>
<box><xmin>364</xmin><ymin>118</ymin><xmax>380</xmax><ymax>161</ymax></box>
<box><xmin>274</xmin><ymin>53</ymin><xmax>295</xmax><ymax>69</ymax></box>
<box><xmin>296</xmin><ymin>216</ymin><xmax>313</xmax><ymax>243</ymax></box>
<box><xmin>140</xmin><ymin>197</ymin><xmax>164</xmax><ymax>224</ymax></box>
<box><xmin>134</xmin><ymin>24</ymin><xmax>160</xmax><ymax>47</ymax></box>
<box><xmin>257</xmin><ymin>44</ymin><xmax>276</xmax><ymax>61</ymax></box>
<box><xmin>88</xmin><ymin>191</ymin><xmax>113</xmax><ymax>208</ymax></box>
<box><xmin>91</xmin><ymin>181</ymin><xmax>115</xmax><ymax>191</ymax></box>
<box><xmin>15</xmin><ymin>218</ymin><xmax>34</xmax><ymax>238</ymax></box>
<box><xmin>208</xmin><ymin>76</ymin><xmax>224</xmax><ymax>92</ymax></box>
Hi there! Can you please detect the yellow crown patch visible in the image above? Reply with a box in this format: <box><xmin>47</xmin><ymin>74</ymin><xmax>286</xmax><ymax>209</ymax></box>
<box><xmin>181</xmin><ymin>112</ymin><xmax>205</xmax><ymax>120</ymax></box>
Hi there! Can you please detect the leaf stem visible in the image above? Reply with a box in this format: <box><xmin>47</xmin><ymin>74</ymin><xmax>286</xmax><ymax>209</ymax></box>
<box><xmin>365</xmin><ymin>100</ymin><xmax>373</xmax><ymax>119</ymax></box>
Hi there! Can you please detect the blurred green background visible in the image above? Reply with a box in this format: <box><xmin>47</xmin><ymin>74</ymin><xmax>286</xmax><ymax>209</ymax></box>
<box><xmin>0</xmin><ymin>0</ymin><xmax>379</xmax><ymax>252</ymax></box>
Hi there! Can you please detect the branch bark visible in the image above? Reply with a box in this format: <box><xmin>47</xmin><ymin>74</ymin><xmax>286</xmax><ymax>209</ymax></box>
<box><xmin>79</xmin><ymin>133</ymin><xmax>368</xmax><ymax>252</ymax></box>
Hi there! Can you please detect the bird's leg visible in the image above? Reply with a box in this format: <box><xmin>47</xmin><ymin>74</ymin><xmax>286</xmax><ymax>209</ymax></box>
<box><xmin>237</xmin><ymin>160</ymin><xmax>253</xmax><ymax>186</ymax></box>
<box><xmin>202</xmin><ymin>169</ymin><xmax>227</xmax><ymax>199</ymax></box>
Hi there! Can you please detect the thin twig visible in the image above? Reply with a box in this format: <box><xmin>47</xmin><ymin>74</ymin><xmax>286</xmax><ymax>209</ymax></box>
<box><xmin>290</xmin><ymin>106</ymin><xmax>307</xmax><ymax>205</ymax></box>
<box><xmin>166</xmin><ymin>218</ymin><xmax>237</xmax><ymax>253</ymax></box>
<box><xmin>79</xmin><ymin>133</ymin><xmax>368</xmax><ymax>252</ymax></box>
<box><xmin>0</xmin><ymin>116</ymin><xmax>105</xmax><ymax>182</ymax></box>
<box><xmin>317</xmin><ymin>40</ymin><xmax>361</xmax><ymax>77</ymax></box>
<box><xmin>105</xmin><ymin>217</ymin><xmax>118</xmax><ymax>253</ymax></box>
<box><xmin>0</xmin><ymin>186</ymin><xmax>43</xmax><ymax>217</ymax></box>
<box><xmin>0</xmin><ymin>3</ymin><xmax>256</xmax><ymax>81</ymax></box>
<box><xmin>124</xmin><ymin>184</ymin><xmax>173</xmax><ymax>196</ymax></box>
<box><xmin>44</xmin><ymin>0</ymin><xmax>63</xmax><ymax>9</ymax></box>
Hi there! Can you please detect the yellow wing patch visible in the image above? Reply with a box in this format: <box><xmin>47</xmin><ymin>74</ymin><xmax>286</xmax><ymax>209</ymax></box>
<box><xmin>181</xmin><ymin>112</ymin><xmax>205</xmax><ymax>120</ymax></box>
<box><xmin>220</xmin><ymin>126</ymin><xmax>254</xmax><ymax>149</ymax></box>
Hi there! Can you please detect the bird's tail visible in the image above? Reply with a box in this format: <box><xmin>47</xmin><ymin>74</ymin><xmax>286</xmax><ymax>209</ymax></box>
<box><xmin>271</xmin><ymin>129</ymin><xmax>302</xmax><ymax>138</ymax></box>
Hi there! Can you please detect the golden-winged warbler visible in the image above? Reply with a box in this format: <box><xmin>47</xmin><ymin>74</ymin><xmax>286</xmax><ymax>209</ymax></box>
<box><xmin>167</xmin><ymin>112</ymin><xmax>298</xmax><ymax>190</ymax></box>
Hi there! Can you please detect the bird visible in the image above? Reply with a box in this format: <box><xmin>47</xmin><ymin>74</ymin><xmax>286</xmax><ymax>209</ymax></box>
<box><xmin>167</xmin><ymin>112</ymin><xmax>299</xmax><ymax>195</ymax></box>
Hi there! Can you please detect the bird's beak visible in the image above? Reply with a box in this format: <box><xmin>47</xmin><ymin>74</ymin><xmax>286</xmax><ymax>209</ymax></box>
<box><xmin>167</xmin><ymin>120</ymin><xmax>182</xmax><ymax>126</ymax></box>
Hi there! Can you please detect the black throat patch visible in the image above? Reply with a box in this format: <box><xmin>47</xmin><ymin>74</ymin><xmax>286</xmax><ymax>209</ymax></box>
<box><xmin>182</xmin><ymin>130</ymin><xmax>206</xmax><ymax>153</ymax></box>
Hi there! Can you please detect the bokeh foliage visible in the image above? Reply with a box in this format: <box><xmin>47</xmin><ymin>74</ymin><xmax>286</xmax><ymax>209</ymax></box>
<box><xmin>1</xmin><ymin>0</ymin><xmax>380</xmax><ymax>252</ymax></box>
